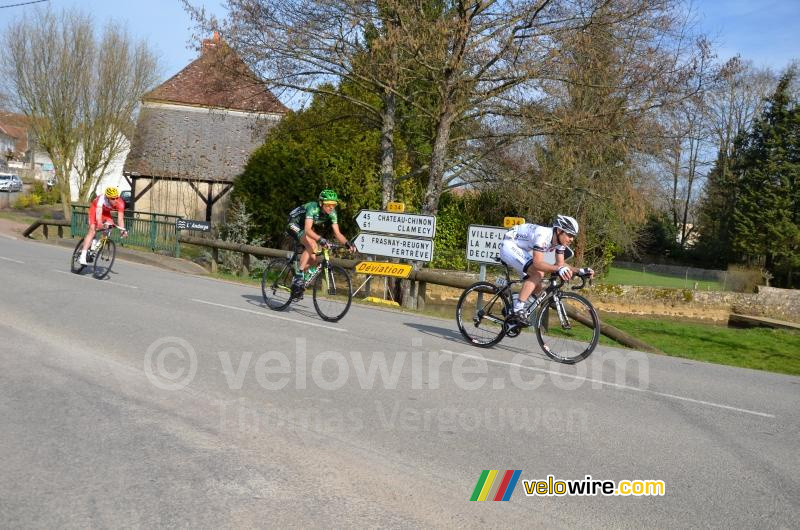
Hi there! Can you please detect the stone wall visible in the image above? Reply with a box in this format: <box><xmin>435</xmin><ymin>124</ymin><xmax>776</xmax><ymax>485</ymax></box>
<box><xmin>423</xmin><ymin>273</ymin><xmax>800</xmax><ymax>324</ymax></box>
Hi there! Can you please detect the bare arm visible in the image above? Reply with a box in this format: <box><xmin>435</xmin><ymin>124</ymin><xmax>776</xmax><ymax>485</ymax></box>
<box><xmin>116</xmin><ymin>208</ymin><xmax>126</xmax><ymax>231</ymax></box>
<box><xmin>304</xmin><ymin>218</ymin><xmax>321</xmax><ymax>242</ymax></box>
<box><xmin>331</xmin><ymin>223</ymin><xmax>348</xmax><ymax>245</ymax></box>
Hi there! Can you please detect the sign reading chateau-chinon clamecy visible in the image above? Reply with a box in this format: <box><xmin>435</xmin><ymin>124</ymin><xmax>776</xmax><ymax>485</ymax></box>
<box><xmin>353</xmin><ymin>209</ymin><xmax>436</xmax><ymax>263</ymax></box>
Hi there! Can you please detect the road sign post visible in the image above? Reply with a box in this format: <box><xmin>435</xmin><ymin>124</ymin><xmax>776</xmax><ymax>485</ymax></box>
<box><xmin>353</xmin><ymin>209</ymin><xmax>437</xmax><ymax>309</ymax></box>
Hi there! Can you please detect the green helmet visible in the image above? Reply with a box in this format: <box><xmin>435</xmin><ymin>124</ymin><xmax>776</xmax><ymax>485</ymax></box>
<box><xmin>318</xmin><ymin>189</ymin><xmax>339</xmax><ymax>203</ymax></box>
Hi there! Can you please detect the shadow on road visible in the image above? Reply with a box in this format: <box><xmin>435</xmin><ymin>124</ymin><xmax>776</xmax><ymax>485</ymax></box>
<box><xmin>241</xmin><ymin>293</ymin><xmax>318</xmax><ymax>319</ymax></box>
<box><xmin>405</xmin><ymin>322</ymin><xmax>550</xmax><ymax>359</ymax></box>
<box><xmin>403</xmin><ymin>322</ymin><xmax>468</xmax><ymax>343</ymax></box>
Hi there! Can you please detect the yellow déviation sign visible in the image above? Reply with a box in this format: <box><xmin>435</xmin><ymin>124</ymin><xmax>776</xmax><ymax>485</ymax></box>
<box><xmin>503</xmin><ymin>216</ymin><xmax>526</xmax><ymax>228</ymax></box>
<box><xmin>355</xmin><ymin>261</ymin><xmax>413</xmax><ymax>278</ymax></box>
<box><xmin>386</xmin><ymin>201</ymin><xmax>405</xmax><ymax>213</ymax></box>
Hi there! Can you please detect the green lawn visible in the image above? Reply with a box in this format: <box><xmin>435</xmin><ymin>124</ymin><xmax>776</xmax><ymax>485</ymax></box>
<box><xmin>601</xmin><ymin>314</ymin><xmax>800</xmax><ymax>376</ymax></box>
<box><xmin>601</xmin><ymin>266</ymin><xmax>723</xmax><ymax>290</ymax></box>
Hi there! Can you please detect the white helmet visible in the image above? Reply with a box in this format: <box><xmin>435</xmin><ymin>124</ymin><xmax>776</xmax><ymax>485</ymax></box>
<box><xmin>553</xmin><ymin>214</ymin><xmax>579</xmax><ymax>236</ymax></box>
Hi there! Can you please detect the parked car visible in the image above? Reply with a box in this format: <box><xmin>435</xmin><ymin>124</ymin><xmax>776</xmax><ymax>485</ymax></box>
<box><xmin>0</xmin><ymin>173</ymin><xmax>23</xmax><ymax>192</ymax></box>
<box><xmin>120</xmin><ymin>190</ymin><xmax>133</xmax><ymax>211</ymax></box>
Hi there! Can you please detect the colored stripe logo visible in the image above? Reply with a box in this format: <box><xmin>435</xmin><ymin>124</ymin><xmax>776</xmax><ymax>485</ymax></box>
<box><xmin>470</xmin><ymin>470</ymin><xmax>521</xmax><ymax>501</ymax></box>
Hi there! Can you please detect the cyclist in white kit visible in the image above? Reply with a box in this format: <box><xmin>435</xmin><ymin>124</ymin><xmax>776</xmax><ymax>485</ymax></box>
<box><xmin>498</xmin><ymin>215</ymin><xmax>594</xmax><ymax>317</ymax></box>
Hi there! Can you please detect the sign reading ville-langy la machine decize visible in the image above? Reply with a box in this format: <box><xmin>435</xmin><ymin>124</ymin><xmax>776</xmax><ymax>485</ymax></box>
<box><xmin>466</xmin><ymin>224</ymin><xmax>508</xmax><ymax>264</ymax></box>
<box><xmin>353</xmin><ymin>209</ymin><xmax>436</xmax><ymax>262</ymax></box>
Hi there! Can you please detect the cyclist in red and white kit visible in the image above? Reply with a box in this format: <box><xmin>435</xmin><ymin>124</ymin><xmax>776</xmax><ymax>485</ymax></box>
<box><xmin>78</xmin><ymin>186</ymin><xmax>128</xmax><ymax>265</ymax></box>
<box><xmin>499</xmin><ymin>214</ymin><xmax>594</xmax><ymax>316</ymax></box>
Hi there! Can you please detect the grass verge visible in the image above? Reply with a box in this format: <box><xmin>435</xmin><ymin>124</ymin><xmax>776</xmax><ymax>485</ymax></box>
<box><xmin>600</xmin><ymin>314</ymin><xmax>800</xmax><ymax>376</ymax></box>
<box><xmin>601</xmin><ymin>266</ymin><xmax>723</xmax><ymax>290</ymax></box>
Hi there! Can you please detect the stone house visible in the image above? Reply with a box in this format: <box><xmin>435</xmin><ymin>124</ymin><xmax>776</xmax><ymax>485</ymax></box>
<box><xmin>123</xmin><ymin>32</ymin><xmax>287</xmax><ymax>222</ymax></box>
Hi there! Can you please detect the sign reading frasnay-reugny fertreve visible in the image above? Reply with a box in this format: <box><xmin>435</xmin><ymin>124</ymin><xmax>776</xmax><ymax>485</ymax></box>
<box><xmin>352</xmin><ymin>233</ymin><xmax>434</xmax><ymax>262</ymax></box>
<box><xmin>466</xmin><ymin>225</ymin><xmax>507</xmax><ymax>264</ymax></box>
<box><xmin>355</xmin><ymin>210</ymin><xmax>436</xmax><ymax>238</ymax></box>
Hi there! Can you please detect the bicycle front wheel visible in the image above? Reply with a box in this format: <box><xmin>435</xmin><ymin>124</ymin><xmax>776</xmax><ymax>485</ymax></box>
<box><xmin>456</xmin><ymin>282</ymin><xmax>510</xmax><ymax>347</ymax></box>
<box><xmin>312</xmin><ymin>264</ymin><xmax>352</xmax><ymax>322</ymax></box>
<box><xmin>93</xmin><ymin>239</ymin><xmax>116</xmax><ymax>279</ymax></box>
<box><xmin>535</xmin><ymin>292</ymin><xmax>600</xmax><ymax>364</ymax></box>
<box><xmin>262</xmin><ymin>258</ymin><xmax>294</xmax><ymax>310</ymax></box>
<box><xmin>70</xmin><ymin>239</ymin><xmax>86</xmax><ymax>274</ymax></box>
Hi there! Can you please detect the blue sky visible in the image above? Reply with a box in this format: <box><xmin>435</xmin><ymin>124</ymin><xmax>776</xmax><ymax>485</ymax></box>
<box><xmin>1</xmin><ymin>0</ymin><xmax>798</xmax><ymax>84</ymax></box>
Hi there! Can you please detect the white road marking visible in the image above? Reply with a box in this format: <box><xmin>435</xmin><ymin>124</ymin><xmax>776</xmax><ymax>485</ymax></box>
<box><xmin>0</xmin><ymin>256</ymin><xmax>24</xmax><ymax>264</ymax></box>
<box><xmin>440</xmin><ymin>350</ymin><xmax>776</xmax><ymax>419</ymax></box>
<box><xmin>53</xmin><ymin>269</ymin><xmax>139</xmax><ymax>289</ymax></box>
<box><xmin>191</xmin><ymin>298</ymin><xmax>347</xmax><ymax>332</ymax></box>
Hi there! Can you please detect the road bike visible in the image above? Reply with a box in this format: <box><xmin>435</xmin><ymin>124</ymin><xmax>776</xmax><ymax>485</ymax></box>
<box><xmin>261</xmin><ymin>242</ymin><xmax>353</xmax><ymax>322</ymax></box>
<box><xmin>455</xmin><ymin>259</ymin><xmax>600</xmax><ymax>364</ymax></box>
<box><xmin>70</xmin><ymin>224</ymin><xmax>122</xmax><ymax>279</ymax></box>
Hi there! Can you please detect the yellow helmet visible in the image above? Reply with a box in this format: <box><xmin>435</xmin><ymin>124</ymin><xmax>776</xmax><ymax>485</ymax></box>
<box><xmin>105</xmin><ymin>186</ymin><xmax>120</xmax><ymax>199</ymax></box>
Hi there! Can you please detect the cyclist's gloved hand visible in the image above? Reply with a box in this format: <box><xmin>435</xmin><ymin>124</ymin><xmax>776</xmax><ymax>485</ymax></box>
<box><xmin>558</xmin><ymin>265</ymin><xmax>573</xmax><ymax>281</ymax></box>
<box><xmin>318</xmin><ymin>237</ymin><xmax>329</xmax><ymax>248</ymax></box>
<box><xmin>346</xmin><ymin>240</ymin><xmax>356</xmax><ymax>253</ymax></box>
<box><xmin>578</xmin><ymin>267</ymin><xmax>594</xmax><ymax>277</ymax></box>
<box><xmin>120</xmin><ymin>228</ymin><xmax>128</xmax><ymax>238</ymax></box>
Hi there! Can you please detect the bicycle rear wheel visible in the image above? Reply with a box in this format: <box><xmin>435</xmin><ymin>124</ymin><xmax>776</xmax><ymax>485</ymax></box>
<box><xmin>456</xmin><ymin>282</ymin><xmax>510</xmax><ymax>347</ymax></box>
<box><xmin>262</xmin><ymin>258</ymin><xmax>295</xmax><ymax>310</ymax></box>
<box><xmin>92</xmin><ymin>239</ymin><xmax>116</xmax><ymax>279</ymax></box>
<box><xmin>312</xmin><ymin>264</ymin><xmax>352</xmax><ymax>322</ymax></box>
<box><xmin>535</xmin><ymin>292</ymin><xmax>600</xmax><ymax>364</ymax></box>
<box><xmin>70</xmin><ymin>239</ymin><xmax>86</xmax><ymax>273</ymax></box>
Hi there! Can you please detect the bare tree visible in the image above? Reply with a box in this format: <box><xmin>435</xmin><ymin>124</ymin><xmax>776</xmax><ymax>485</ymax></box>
<box><xmin>1</xmin><ymin>8</ymin><xmax>159</xmax><ymax>217</ymax></box>
<box><xmin>185</xmin><ymin>0</ymin><xmax>569</xmax><ymax>215</ymax></box>
<box><xmin>502</xmin><ymin>0</ymin><xmax>711</xmax><ymax>263</ymax></box>
<box><xmin>75</xmin><ymin>24</ymin><xmax>159</xmax><ymax>202</ymax></box>
<box><xmin>183</xmin><ymin>0</ymin><xmax>406</xmax><ymax>207</ymax></box>
<box><xmin>706</xmin><ymin>56</ymin><xmax>774</xmax><ymax>163</ymax></box>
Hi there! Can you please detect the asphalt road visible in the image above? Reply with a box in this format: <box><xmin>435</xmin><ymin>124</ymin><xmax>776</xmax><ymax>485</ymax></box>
<box><xmin>1</xmin><ymin>235</ymin><xmax>799</xmax><ymax>528</ymax></box>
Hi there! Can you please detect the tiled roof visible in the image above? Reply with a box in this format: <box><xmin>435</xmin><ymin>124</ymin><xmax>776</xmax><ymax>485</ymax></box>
<box><xmin>122</xmin><ymin>104</ymin><xmax>281</xmax><ymax>182</ymax></box>
<box><xmin>124</xmin><ymin>34</ymin><xmax>287</xmax><ymax>182</ymax></box>
<box><xmin>144</xmin><ymin>34</ymin><xmax>288</xmax><ymax>114</ymax></box>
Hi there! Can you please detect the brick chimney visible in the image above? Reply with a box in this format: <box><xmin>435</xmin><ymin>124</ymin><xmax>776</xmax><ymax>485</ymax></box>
<box><xmin>202</xmin><ymin>31</ymin><xmax>220</xmax><ymax>53</ymax></box>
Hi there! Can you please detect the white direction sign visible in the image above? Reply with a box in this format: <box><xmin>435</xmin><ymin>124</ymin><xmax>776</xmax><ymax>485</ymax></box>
<box><xmin>355</xmin><ymin>210</ymin><xmax>436</xmax><ymax>238</ymax></box>
<box><xmin>353</xmin><ymin>233</ymin><xmax>434</xmax><ymax>262</ymax></box>
<box><xmin>466</xmin><ymin>225</ymin><xmax>507</xmax><ymax>264</ymax></box>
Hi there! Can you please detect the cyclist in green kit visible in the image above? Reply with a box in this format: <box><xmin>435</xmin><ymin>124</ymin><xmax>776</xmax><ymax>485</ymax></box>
<box><xmin>286</xmin><ymin>189</ymin><xmax>356</xmax><ymax>287</ymax></box>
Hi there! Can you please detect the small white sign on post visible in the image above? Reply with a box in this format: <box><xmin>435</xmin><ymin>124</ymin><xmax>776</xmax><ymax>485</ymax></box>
<box><xmin>355</xmin><ymin>210</ymin><xmax>436</xmax><ymax>238</ymax></box>
<box><xmin>466</xmin><ymin>225</ymin><xmax>508</xmax><ymax>264</ymax></box>
<box><xmin>353</xmin><ymin>233</ymin><xmax>434</xmax><ymax>262</ymax></box>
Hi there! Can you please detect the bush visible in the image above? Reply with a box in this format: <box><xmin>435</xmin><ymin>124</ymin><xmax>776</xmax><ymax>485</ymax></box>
<box><xmin>30</xmin><ymin>181</ymin><xmax>61</xmax><ymax>205</ymax></box>
<box><xmin>723</xmin><ymin>265</ymin><xmax>764</xmax><ymax>293</ymax></box>
<box><xmin>217</xmin><ymin>199</ymin><xmax>267</xmax><ymax>277</ymax></box>
<box><xmin>13</xmin><ymin>193</ymin><xmax>40</xmax><ymax>208</ymax></box>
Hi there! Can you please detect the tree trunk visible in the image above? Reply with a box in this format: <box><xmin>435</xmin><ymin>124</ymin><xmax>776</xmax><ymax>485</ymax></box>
<box><xmin>421</xmin><ymin>109</ymin><xmax>455</xmax><ymax>216</ymax></box>
<box><xmin>380</xmin><ymin>91</ymin><xmax>396</xmax><ymax>208</ymax></box>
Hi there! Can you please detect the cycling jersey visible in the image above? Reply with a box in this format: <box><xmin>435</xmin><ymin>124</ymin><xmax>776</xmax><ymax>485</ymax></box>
<box><xmin>288</xmin><ymin>201</ymin><xmax>339</xmax><ymax>226</ymax></box>
<box><xmin>499</xmin><ymin>223</ymin><xmax>566</xmax><ymax>274</ymax></box>
<box><xmin>287</xmin><ymin>201</ymin><xmax>339</xmax><ymax>239</ymax></box>
<box><xmin>503</xmin><ymin>223</ymin><xmax>565</xmax><ymax>253</ymax></box>
<box><xmin>88</xmin><ymin>195</ymin><xmax>125</xmax><ymax>228</ymax></box>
